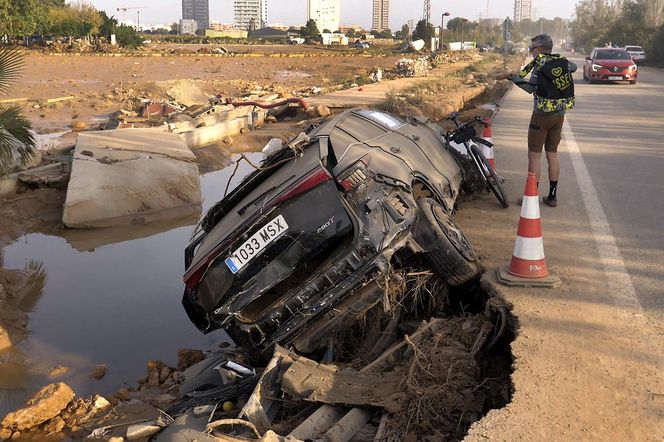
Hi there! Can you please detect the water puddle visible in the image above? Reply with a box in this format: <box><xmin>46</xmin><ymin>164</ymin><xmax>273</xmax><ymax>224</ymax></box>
<box><xmin>0</xmin><ymin>152</ymin><xmax>264</xmax><ymax>417</ymax></box>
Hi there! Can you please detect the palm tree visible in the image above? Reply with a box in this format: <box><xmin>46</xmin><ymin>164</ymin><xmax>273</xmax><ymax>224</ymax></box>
<box><xmin>0</xmin><ymin>47</ymin><xmax>35</xmax><ymax>178</ymax></box>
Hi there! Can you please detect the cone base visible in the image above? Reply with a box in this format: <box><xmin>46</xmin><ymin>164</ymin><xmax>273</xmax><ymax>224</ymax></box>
<box><xmin>496</xmin><ymin>265</ymin><xmax>561</xmax><ymax>288</ymax></box>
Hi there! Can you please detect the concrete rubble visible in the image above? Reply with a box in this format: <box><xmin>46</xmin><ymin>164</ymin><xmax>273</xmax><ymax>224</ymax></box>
<box><xmin>395</xmin><ymin>56</ymin><xmax>431</xmax><ymax>77</ymax></box>
<box><xmin>62</xmin><ymin>128</ymin><xmax>202</xmax><ymax>228</ymax></box>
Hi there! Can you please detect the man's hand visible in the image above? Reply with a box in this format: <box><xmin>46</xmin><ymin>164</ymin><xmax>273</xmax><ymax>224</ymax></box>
<box><xmin>494</xmin><ymin>71</ymin><xmax>513</xmax><ymax>81</ymax></box>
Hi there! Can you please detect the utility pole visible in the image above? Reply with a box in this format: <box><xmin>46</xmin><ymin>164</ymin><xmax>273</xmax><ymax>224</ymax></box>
<box><xmin>440</xmin><ymin>12</ymin><xmax>450</xmax><ymax>51</ymax></box>
<box><xmin>137</xmin><ymin>10</ymin><xmax>140</xmax><ymax>31</ymax></box>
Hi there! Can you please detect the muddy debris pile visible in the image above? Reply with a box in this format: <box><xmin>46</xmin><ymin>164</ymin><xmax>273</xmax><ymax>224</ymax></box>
<box><xmin>430</xmin><ymin>50</ymin><xmax>481</xmax><ymax>68</ymax></box>
<box><xmin>153</xmin><ymin>272</ymin><xmax>514</xmax><ymax>441</ymax></box>
<box><xmin>395</xmin><ymin>57</ymin><xmax>431</xmax><ymax>77</ymax></box>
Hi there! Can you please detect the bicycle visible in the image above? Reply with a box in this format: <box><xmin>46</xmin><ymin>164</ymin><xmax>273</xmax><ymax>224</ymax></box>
<box><xmin>443</xmin><ymin>112</ymin><xmax>510</xmax><ymax>208</ymax></box>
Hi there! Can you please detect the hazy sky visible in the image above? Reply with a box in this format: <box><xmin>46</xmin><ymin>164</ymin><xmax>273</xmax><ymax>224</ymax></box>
<box><xmin>86</xmin><ymin>0</ymin><xmax>577</xmax><ymax>28</ymax></box>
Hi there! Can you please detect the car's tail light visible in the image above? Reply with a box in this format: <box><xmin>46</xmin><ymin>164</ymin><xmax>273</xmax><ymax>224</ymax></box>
<box><xmin>273</xmin><ymin>167</ymin><xmax>332</xmax><ymax>205</ymax></box>
<box><xmin>184</xmin><ymin>262</ymin><xmax>209</xmax><ymax>290</ymax></box>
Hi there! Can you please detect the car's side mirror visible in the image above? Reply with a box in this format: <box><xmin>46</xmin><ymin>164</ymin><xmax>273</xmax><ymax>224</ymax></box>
<box><xmin>585</xmin><ymin>56</ymin><xmax>592</xmax><ymax>60</ymax></box>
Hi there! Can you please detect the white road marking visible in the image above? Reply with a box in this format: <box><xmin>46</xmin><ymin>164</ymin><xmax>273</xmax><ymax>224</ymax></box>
<box><xmin>563</xmin><ymin>120</ymin><xmax>646</xmax><ymax>321</ymax></box>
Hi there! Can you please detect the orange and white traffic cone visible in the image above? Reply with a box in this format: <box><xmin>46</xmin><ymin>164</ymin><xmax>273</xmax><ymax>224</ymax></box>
<box><xmin>497</xmin><ymin>172</ymin><xmax>560</xmax><ymax>288</ymax></box>
<box><xmin>480</xmin><ymin>118</ymin><xmax>497</xmax><ymax>171</ymax></box>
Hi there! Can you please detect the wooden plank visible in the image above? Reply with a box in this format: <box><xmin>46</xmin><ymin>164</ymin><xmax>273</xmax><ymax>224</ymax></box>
<box><xmin>46</xmin><ymin>95</ymin><xmax>75</xmax><ymax>104</ymax></box>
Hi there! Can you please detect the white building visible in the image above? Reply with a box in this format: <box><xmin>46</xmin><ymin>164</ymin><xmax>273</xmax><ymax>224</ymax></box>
<box><xmin>234</xmin><ymin>0</ymin><xmax>268</xmax><ymax>30</ymax></box>
<box><xmin>372</xmin><ymin>0</ymin><xmax>389</xmax><ymax>31</ymax></box>
<box><xmin>307</xmin><ymin>0</ymin><xmax>340</xmax><ymax>33</ymax></box>
<box><xmin>514</xmin><ymin>0</ymin><xmax>532</xmax><ymax>22</ymax></box>
<box><xmin>179</xmin><ymin>19</ymin><xmax>198</xmax><ymax>35</ymax></box>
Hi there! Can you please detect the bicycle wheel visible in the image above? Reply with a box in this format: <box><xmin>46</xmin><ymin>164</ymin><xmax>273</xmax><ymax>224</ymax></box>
<box><xmin>470</xmin><ymin>143</ymin><xmax>510</xmax><ymax>208</ymax></box>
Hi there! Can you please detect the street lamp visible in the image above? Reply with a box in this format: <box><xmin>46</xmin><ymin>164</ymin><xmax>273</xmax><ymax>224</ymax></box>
<box><xmin>440</xmin><ymin>12</ymin><xmax>450</xmax><ymax>51</ymax></box>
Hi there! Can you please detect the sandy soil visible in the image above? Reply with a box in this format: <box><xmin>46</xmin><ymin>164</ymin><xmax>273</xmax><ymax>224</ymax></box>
<box><xmin>9</xmin><ymin>49</ymin><xmax>403</xmax><ymax>133</ymax></box>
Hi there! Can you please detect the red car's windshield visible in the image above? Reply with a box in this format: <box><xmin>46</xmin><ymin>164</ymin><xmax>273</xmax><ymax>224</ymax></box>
<box><xmin>595</xmin><ymin>50</ymin><xmax>631</xmax><ymax>60</ymax></box>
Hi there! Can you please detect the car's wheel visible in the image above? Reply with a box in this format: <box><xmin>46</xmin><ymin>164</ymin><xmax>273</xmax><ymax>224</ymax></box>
<box><xmin>416</xmin><ymin>198</ymin><xmax>479</xmax><ymax>286</ymax></box>
<box><xmin>583</xmin><ymin>70</ymin><xmax>588</xmax><ymax>81</ymax></box>
<box><xmin>630</xmin><ymin>79</ymin><xmax>637</xmax><ymax>84</ymax></box>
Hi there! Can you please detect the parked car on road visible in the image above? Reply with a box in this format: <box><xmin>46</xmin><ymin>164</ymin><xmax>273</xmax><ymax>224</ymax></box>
<box><xmin>182</xmin><ymin>109</ymin><xmax>479</xmax><ymax>359</ymax></box>
<box><xmin>583</xmin><ymin>47</ymin><xmax>638</xmax><ymax>84</ymax></box>
<box><xmin>624</xmin><ymin>45</ymin><xmax>646</xmax><ymax>64</ymax></box>
<box><xmin>354</xmin><ymin>40</ymin><xmax>370</xmax><ymax>49</ymax></box>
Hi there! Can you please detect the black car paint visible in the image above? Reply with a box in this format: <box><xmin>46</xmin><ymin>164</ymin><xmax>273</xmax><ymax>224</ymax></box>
<box><xmin>182</xmin><ymin>108</ymin><xmax>465</xmax><ymax>357</ymax></box>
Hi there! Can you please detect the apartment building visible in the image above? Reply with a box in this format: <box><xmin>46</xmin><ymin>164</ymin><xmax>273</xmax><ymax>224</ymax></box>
<box><xmin>514</xmin><ymin>0</ymin><xmax>532</xmax><ymax>22</ymax></box>
<box><xmin>307</xmin><ymin>0</ymin><xmax>340</xmax><ymax>33</ymax></box>
<box><xmin>372</xmin><ymin>0</ymin><xmax>389</xmax><ymax>31</ymax></box>
<box><xmin>234</xmin><ymin>0</ymin><xmax>269</xmax><ymax>30</ymax></box>
<box><xmin>182</xmin><ymin>0</ymin><xmax>209</xmax><ymax>31</ymax></box>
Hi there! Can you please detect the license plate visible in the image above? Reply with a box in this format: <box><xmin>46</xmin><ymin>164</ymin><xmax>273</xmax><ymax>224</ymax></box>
<box><xmin>608</xmin><ymin>76</ymin><xmax>623</xmax><ymax>80</ymax></box>
<box><xmin>225</xmin><ymin>215</ymin><xmax>288</xmax><ymax>274</ymax></box>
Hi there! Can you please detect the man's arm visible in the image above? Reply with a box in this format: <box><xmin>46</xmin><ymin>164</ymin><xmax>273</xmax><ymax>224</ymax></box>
<box><xmin>568</xmin><ymin>60</ymin><xmax>578</xmax><ymax>73</ymax></box>
<box><xmin>508</xmin><ymin>73</ymin><xmax>536</xmax><ymax>94</ymax></box>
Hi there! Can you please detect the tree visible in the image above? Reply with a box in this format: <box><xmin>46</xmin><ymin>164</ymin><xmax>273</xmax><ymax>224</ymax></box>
<box><xmin>604</xmin><ymin>0</ymin><xmax>652</xmax><ymax>46</ymax></box>
<box><xmin>0</xmin><ymin>0</ymin><xmax>41</xmax><ymax>36</ymax></box>
<box><xmin>647</xmin><ymin>22</ymin><xmax>664</xmax><ymax>65</ymax></box>
<box><xmin>569</xmin><ymin>0</ymin><xmax>620</xmax><ymax>51</ymax></box>
<box><xmin>395</xmin><ymin>23</ymin><xmax>410</xmax><ymax>41</ymax></box>
<box><xmin>99</xmin><ymin>11</ymin><xmax>142</xmax><ymax>48</ymax></box>
<box><xmin>301</xmin><ymin>19</ymin><xmax>320</xmax><ymax>39</ymax></box>
<box><xmin>412</xmin><ymin>19</ymin><xmax>434</xmax><ymax>42</ymax></box>
<box><xmin>0</xmin><ymin>49</ymin><xmax>35</xmax><ymax>177</ymax></box>
<box><xmin>375</xmin><ymin>29</ymin><xmax>392</xmax><ymax>39</ymax></box>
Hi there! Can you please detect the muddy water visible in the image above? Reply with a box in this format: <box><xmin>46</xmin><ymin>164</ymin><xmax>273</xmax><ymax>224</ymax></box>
<box><xmin>0</xmin><ymin>153</ymin><xmax>264</xmax><ymax>417</ymax></box>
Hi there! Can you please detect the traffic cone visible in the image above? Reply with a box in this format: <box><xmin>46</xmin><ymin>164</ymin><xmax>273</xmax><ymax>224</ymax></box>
<box><xmin>497</xmin><ymin>172</ymin><xmax>560</xmax><ymax>288</ymax></box>
<box><xmin>480</xmin><ymin>118</ymin><xmax>497</xmax><ymax>171</ymax></box>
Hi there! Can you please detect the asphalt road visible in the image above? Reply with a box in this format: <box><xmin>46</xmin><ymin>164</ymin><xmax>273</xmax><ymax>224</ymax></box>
<box><xmin>565</xmin><ymin>55</ymin><xmax>664</xmax><ymax>323</ymax></box>
<box><xmin>484</xmin><ymin>54</ymin><xmax>664</xmax><ymax>325</ymax></box>
<box><xmin>461</xmin><ymin>54</ymin><xmax>664</xmax><ymax>439</ymax></box>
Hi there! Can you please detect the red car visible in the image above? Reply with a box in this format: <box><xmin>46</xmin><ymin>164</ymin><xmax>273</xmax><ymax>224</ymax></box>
<box><xmin>583</xmin><ymin>47</ymin><xmax>638</xmax><ymax>84</ymax></box>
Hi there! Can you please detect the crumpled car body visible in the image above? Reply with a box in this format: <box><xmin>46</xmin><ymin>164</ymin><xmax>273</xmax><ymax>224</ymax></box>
<box><xmin>182</xmin><ymin>108</ymin><xmax>478</xmax><ymax>358</ymax></box>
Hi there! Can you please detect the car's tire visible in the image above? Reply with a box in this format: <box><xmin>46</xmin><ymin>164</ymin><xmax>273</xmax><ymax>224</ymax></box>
<box><xmin>583</xmin><ymin>70</ymin><xmax>588</xmax><ymax>81</ymax></box>
<box><xmin>416</xmin><ymin>198</ymin><xmax>479</xmax><ymax>286</ymax></box>
<box><xmin>630</xmin><ymin>79</ymin><xmax>637</xmax><ymax>84</ymax></box>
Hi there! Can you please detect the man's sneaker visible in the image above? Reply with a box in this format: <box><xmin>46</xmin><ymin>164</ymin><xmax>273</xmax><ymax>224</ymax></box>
<box><xmin>543</xmin><ymin>196</ymin><xmax>557</xmax><ymax>207</ymax></box>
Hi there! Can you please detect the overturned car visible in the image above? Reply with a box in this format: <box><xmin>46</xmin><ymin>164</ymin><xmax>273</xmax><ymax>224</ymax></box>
<box><xmin>182</xmin><ymin>108</ymin><xmax>479</xmax><ymax>359</ymax></box>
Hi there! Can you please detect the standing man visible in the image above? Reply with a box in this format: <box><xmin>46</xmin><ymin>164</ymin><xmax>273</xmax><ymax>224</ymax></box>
<box><xmin>505</xmin><ymin>34</ymin><xmax>576</xmax><ymax>207</ymax></box>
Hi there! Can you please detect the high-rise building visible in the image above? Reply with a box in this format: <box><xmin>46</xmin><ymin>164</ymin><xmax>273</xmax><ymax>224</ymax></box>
<box><xmin>234</xmin><ymin>0</ymin><xmax>268</xmax><ymax>30</ymax></box>
<box><xmin>514</xmin><ymin>0</ymin><xmax>532</xmax><ymax>22</ymax></box>
<box><xmin>182</xmin><ymin>0</ymin><xmax>209</xmax><ymax>31</ymax></box>
<box><xmin>372</xmin><ymin>0</ymin><xmax>389</xmax><ymax>31</ymax></box>
<box><xmin>307</xmin><ymin>0</ymin><xmax>340</xmax><ymax>33</ymax></box>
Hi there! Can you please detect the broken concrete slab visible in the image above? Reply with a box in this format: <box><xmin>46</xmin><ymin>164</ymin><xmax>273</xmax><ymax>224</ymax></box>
<box><xmin>281</xmin><ymin>355</ymin><xmax>405</xmax><ymax>413</ymax></box>
<box><xmin>177</xmin><ymin>111</ymin><xmax>266</xmax><ymax>149</ymax></box>
<box><xmin>18</xmin><ymin>162</ymin><xmax>70</xmax><ymax>188</ymax></box>
<box><xmin>62</xmin><ymin>128</ymin><xmax>202</xmax><ymax>228</ymax></box>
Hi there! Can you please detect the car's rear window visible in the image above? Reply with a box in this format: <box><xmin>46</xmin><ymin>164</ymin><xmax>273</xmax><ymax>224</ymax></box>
<box><xmin>625</xmin><ymin>46</ymin><xmax>643</xmax><ymax>52</ymax></box>
<box><xmin>595</xmin><ymin>50</ymin><xmax>631</xmax><ymax>60</ymax></box>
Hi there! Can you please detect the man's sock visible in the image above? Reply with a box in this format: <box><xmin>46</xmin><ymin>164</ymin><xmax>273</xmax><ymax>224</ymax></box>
<box><xmin>548</xmin><ymin>181</ymin><xmax>558</xmax><ymax>200</ymax></box>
